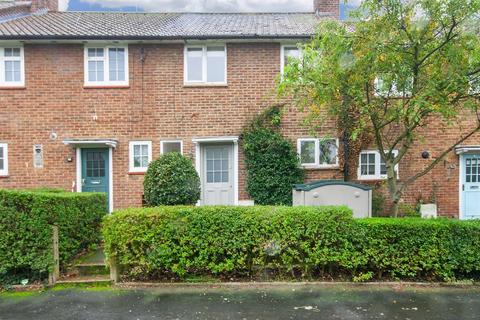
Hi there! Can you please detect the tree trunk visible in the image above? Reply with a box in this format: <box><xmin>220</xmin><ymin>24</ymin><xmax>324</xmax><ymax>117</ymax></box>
<box><xmin>386</xmin><ymin>160</ymin><xmax>402</xmax><ymax>218</ymax></box>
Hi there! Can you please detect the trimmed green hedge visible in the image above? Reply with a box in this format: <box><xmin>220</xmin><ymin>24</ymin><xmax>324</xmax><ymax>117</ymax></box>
<box><xmin>0</xmin><ymin>189</ymin><xmax>107</xmax><ymax>284</ymax></box>
<box><xmin>103</xmin><ymin>206</ymin><xmax>480</xmax><ymax>282</ymax></box>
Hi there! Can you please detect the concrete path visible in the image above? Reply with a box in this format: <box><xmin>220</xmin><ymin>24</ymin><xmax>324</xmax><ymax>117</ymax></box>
<box><xmin>1</xmin><ymin>284</ymin><xmax>479</xmax><ymax>319</ymax></box>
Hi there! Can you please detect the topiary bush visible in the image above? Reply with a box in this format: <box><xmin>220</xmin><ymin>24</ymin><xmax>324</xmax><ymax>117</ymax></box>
<box><xmin>0</xmin><ymin>189</ymin><xmax>107</xmax><ymax>284</ymax></box>
<box><xmin>143</xmin><ymin>152</ymin><xmax>200</xmax><ymax>206</ymax></box>
<box><xmin>241</xmin><ymin>106</ymin><xmax>304</xmax><ymax>205</ymax></box>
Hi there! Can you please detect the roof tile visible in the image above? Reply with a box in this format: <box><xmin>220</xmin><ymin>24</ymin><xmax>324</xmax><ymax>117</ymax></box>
<box><xmin>0</xmin><ymin>11</ymin><xmax>321</xmax><ymax>40</ymax></box>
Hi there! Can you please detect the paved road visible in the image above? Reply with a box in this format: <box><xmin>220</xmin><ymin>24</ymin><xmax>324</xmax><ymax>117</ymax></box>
<box><xmin>1</xmin><ymin>284</ymin><xmax>479</xmax><ymax>319</ymax></box>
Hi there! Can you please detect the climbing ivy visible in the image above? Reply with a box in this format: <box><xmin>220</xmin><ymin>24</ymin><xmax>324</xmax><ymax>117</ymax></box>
<box><xmin>241</xmin><ymin>105</ymin><xmax>304</xmax><ymax>205</ymax></box>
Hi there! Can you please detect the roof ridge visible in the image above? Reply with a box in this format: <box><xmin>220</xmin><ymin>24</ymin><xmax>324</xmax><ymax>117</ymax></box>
<box><xmin>55</xmin><ymin>11</ymin><xmax>317</xmax><ymax>15</ymax></box>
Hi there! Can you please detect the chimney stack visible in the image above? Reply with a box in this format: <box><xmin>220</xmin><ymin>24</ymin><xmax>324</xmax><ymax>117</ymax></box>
<box><xmin>314</xmin><ymin>0</ymin><xmax>340</xmax><ymax>18</ymax></box>
<box><xmin>31</xmin><ymin>0</ymin><xmax>58</xmax><ymax>12</ymax></box>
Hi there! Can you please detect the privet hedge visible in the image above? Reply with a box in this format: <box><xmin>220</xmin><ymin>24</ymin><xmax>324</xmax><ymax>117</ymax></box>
<box><xmin>103</xmin><ymin>206</ymin><xmax>480</xmax><ymax>281</ymax></box>
<box><xmin>0</xmin><ymin>189</ymin><xmax>107</xmax><ymax>284</ymax></box>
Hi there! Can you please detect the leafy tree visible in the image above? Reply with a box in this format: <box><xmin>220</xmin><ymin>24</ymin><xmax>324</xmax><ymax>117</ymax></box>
<box><xmin>144</xmin><ymin>152</ymin><xmax>200</xmax><ymax>206</ymax></box>
<box><xmin>279</xmin><ymin>0</ymin><xmax>480</xmax><ymax>216</ymax></box>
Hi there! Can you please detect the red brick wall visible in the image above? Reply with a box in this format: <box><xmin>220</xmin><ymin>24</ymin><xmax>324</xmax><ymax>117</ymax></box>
<box><xmin>314</xmin><ymin>0</ymin><xmax>340</xmax><ymax>17</ymax></box>
<box><xmin>0</xmin><ymin>42</ymin><xmax>478</xmax><ymax>216</ymax></box>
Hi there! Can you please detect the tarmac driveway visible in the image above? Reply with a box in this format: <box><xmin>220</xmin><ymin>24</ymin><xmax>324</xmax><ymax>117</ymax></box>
<box><xmin>1</xmin><ymin>283</ymin><xmax>479</xmax><ymax>320</ymax></box>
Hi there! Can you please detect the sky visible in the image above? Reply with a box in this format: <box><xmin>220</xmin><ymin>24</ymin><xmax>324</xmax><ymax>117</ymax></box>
<box><xmin>64</xmin><ymin>0</ymin><xmax>361</xmax><ymax>14</ymax></box>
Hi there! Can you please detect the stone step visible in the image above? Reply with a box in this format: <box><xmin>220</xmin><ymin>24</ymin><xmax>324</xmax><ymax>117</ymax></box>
<box><xmin>73</xmin><ymin>263</ymin><xmax>110</xmax><ymax>276</ymax></box>
<box><xmin>56</xmin><ymin>275</ymin><xmax>111</xmax><ymax>284</ymax></box>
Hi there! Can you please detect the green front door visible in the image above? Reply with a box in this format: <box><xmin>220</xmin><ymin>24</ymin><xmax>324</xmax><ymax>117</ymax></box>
<box><xmin>81</xmin><ymin>149</ymin><xmax>109</xmax><ymax>202</ymax></box>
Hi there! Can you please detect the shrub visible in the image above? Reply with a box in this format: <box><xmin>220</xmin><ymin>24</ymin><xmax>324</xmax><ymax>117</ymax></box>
<box><xmin>352</xmin><ymin>218</ymin><xmax>480</xmax><ymax>281</ymax></box>
<box><xmin>241</xmin><ymin>106</ymin><xmax>304</xmax><ymax>205</ymax></box>
<box><xmin>103</xmin><ymin>207</ymin><xmax>480</xmax><ymax>282</ymax></box>
<box><xmin>0</xmin><ymin>189</ymin><xmax>107</xmax><ymax>284</ymax></box>
<box><xmin>103</xmin><ymin>206</ymin><xmax>354</xmax><ymax>280</ymax></box>
<box><xmin>143</xmin><ymin>153</ymin><xmax>200</xmax><ymax>206</ymax></box>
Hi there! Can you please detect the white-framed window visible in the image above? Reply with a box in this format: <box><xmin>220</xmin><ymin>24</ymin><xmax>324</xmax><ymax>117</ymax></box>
<box><xmin>129</xmin><ymin>141</ymin><xmax>152</xmax><ymax>173</ymax></box>
<box><xmin>281</xmin><ymin>44</ymin><xmax>301</xmax><ymax>75</ymax></box>
<box><xmin>358</xmin><ymin>150</ymin><xmax>399</xmax><ymax>180</ymax></box>
<box><xmin>0</xmin><ymin>46</ymin><xmax>24</xmax><ymax>87</ymax></box>
<box><xmin>297</xmin><ymin>138</ymin><xmax>339</xmax><ymax>168</ymax></box>
<box><xmin>160</xmin><ymin>140</ymin><xmax>183</xmax><ymax>155</ymax></box>
<box><xmin>374</xmin><ymin>77</ymin><xmax>412</xmax><ymax>98</ymax></box>
<box><xmin>84</xmin><ymin>46</ymin><xmax>129</xmax><ymax>86</ymax></box>
<box><xmin>0</xmin><ymin>143</ymin><xmax>8</xmax><ymax>176</ymax></box>
<box><xmin>184</xmin><ymin>44</ymin><xmax>227</xmax><ymax>85</ymax></box>
<box><xmin>470</xmin><ymin>78</ymin><xmax>480</xmax><ymax>95</ymax></box>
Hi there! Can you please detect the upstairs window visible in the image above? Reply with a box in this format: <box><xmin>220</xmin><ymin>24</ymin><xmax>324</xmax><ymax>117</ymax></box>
<box><xmin>374</xmin><ymin>77</ymin><xmax>412</xmax><ymax>98</ymax></box>
<box><xmin>281</xmin><ymin>45</ymin><xmax>301</xmax><ymax>74</ymax></box>
<box><xmin>0</xmin><ymin>143</ymin><xmax>8</xmax><ymax>176</ymax></box>
<box><xmin>84</xmin><ymin>46</ymin><xmax>128</xmax><ymax>86</ymax></box>
<box><xmin>358</xmin><ymin>150</ymin><xmax>399</xmax><ymax>180</ymax></box>
<box><xmin>161</xmin><ymin>140</ymin><xmax>183</xmax><ymax>155</ymax></box>
<box><xmin>0</xmin><ymin>47</ymin><xmax>24</xmax><ymax>87</ymax></box>
<box><xmin>184</xmin><ymin>45</ymin><xmax>226</xmax><ymax>84</ymax></box>
<box><xmin>297</xmin><ymin>138</ymin><xmax>339</xmax><ymax>168</ymax></box>
<box><xmin>129</xmin><ymin>141</ymin><xmax>152</xmax><ymax>173</ymax></box>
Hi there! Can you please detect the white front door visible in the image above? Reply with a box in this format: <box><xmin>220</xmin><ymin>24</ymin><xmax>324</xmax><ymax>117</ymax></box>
<box><xmin>462</xmin><ymin>153</ymin><xmax>480</xmax><ymax>219</ymax></box>
<box><xmin>202</xmin><ymin>144</ymin><xmax>234</xmax><ymax>205</ymax></box>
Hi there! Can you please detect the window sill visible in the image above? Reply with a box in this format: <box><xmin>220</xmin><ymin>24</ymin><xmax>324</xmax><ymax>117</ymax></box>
<box><xmin>358</xmin><ymin>177</ymin><xmax>399</xmax><ymax>181</ymax></box>
<box><xmin>128</xmin><ymin>171</ymin><xmax>146</xmax><ymax>175</ymax></box>
<box><xmin>183</xmin><ymin>83</ymin><xmax>228</xmax><ymax>88</ymax></box>
<box><xmin>0</xmin><ymin>175</ymin><xmax>10</xmax><ymax>179</ymax></box>
<box><xmin>302</xmin><ymin>165</ymin><xmax>340</xmax><ymax>170</ymax></box>
<box><xmin>0</xmin><ymin>86</ymin><xmax>25</xmax><ymax>90</ymax></box>
<box><xmin>83</xmin><ymin>85</ymin><xmax>130</xmax><ymax>89</ymax></box>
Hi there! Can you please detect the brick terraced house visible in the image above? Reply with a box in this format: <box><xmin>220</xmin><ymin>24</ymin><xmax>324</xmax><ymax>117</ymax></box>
<box><xmin>0</xmin><ymin>0</ymin><xmax>479</xmax><ymax>218</ymax></box>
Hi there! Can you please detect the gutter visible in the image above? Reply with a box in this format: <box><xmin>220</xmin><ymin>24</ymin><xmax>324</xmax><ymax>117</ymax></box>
<box><xmin>0</xmin><ymin>34</ymin><xmax>313</xmax><ymax>41</ymax></box>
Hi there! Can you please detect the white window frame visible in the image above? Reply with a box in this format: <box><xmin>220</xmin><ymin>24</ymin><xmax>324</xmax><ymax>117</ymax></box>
<box><xmin>84</xmin><ymin>45</ymin><xmax>129</xmax><ymax>87</ymax></box>
<box><xmin>184</xmin><ymin>44</ymin><xmax>227</xmax><ymax>85</ymax></box>
<box><xmin>297</xmin><ymin>138</ymin><xmax>339</xmax><ymax>168</ymax></box>
<box><xmin>374</xmin><ymin>77</ymin><xmax>412</xmax><ymax>98</ymax></box>
<box><xmin>0</xmin><ymin>46</ymin><xmax>25</xmax><ymax>87</ymax></box>
<box><xmin>160</xmin><ymin>140</ymin><xmax>183</xmax><ymax>155</ymax></box>
<box><xmin>129</xmin><ymin>141</ymin><xmax>152</xmax><ymax>173</ymax></box>
<box><xmin>358</xmin><ymin>150</ymin><xmax>399</xmax><ymax>180</ymax></box>
<box><xmin>0</xmin><ymin>143</ymin><xmax>8</xmax><ymax>176</ymax></box>
<box><xmin>281</xmin><ymin>44</ymin><xmax>302</xmax><ymax>75</ymax></box>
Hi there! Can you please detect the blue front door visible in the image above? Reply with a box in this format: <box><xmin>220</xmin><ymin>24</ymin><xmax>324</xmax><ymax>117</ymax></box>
<box><xmin>462</xmin><ymin>154</ymin><xmax>480</xmax><ymax>219</ymax></box>
<box><xmin>81</xmin><ymin>149</ymin><xmax>109</xmax><ymax>203</ymax></box>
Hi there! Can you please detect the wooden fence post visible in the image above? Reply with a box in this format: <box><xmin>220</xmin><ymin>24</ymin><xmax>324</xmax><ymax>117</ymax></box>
<box><xmin>49</xmin><ymin>225</ymin><xmax>60</xmax><ymax>286</ymax></box>
<box><xmin>109</xmin><ymin>256</ymin><xmax>119</xmax><ymax>283</ymax></box>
